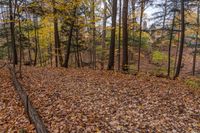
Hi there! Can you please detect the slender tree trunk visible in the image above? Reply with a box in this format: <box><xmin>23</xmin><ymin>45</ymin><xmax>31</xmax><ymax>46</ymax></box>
<box><xmin>131</xmin><ymin>0</ymin><xmax>136</xmax><ymax>29</ymax></box>
<box><xmin>80</xmin><ymin>52</ymin><xmax>83</xmax><ymax>67</ymax></box>
<box><xmin>108</xmin><ymin>0</ymin><xmax>118</xmax><ymax>70</ymax></box>
<box><xmin>37</xmin><ymin>34</ymin><xmax>42</xmax><ymax>66</ymax></box>
<box><xmin>5</xmin><ymin>25</ymin><xmax>10</xmax><ymax>61</ymax></box>
<box><xmin>2</xmin><ymin>5</ymin><xmax>10</xmax><ymax>61</ymax></box>
<box><xmin>174</xmin><ymin>0</ymin><xmax>185</xmax><ymax>79</ymax></box>
<box><xmin>17</xmin><ymin>6</ymin><xmax>23</xmax><ymax>78</ymax></box>
<box><xmin>174</xmin><ymin>14</ymin><xmax>181</xmax><ymax>74</ymax></box>
<box><xmin>92</xmin><ymin>0</ymin><xmax>96</xmax><ymax>69</ymax></box>
<box><xmin>174</xmin><ymin>33</ymin><xmax>180</xmax><ymax>74</ymax></box>
<box><xmin>76</xmin><ymin>30</ymin><xmax>80</xmax><ymax>68</ymax></box>
<box><xmin>63</xmin><ymin>9</ymin><xmax>76</xmax><ymax>68</ymax></box>
<box><xmin>101</xmin><ymin>0</ymin><xmax>107</xmax><ymax>70</ymax></box>
<box><xmin>9</xmin><ymin>0</ymin><xmax>18</xmax><ymax>66</ymax></box>
<box><xmin>25</xmin><ymin>6</ymin><xmax>32</xmax><ymax>64</ymax></box>
<box><xmin>50</xmin><ymin>42</ymin><xmax>53</xmax><ymax>67</ymax></box>
<box><xmin>168</xmin><ymin>1</ymin><xmax>177</xmax><ymax>77</ymax></box>
<box><xmin>75</xmin><ymin>47</ymin><xmax>77</xmax><ymax>68</ymax></box>
<box><xmin>138</xmin><ymin>0</ymin><xmax>144</xmax><ymax>72</ymax></box>
<box><xmin>63</xmin><ymin>24</ymin><xmax>74</xmax><ymax>68</ymax></box>
<box><xmin>122</xmin><ymin>0</ymin><xmax>128</xmax><ymax>71</ymax></box>
<box><xmin>53</xmin><ymin>0</ymin><xmax>63</xmax><ymax>67</ymax></box>
<box><xmin>131</xmin><ymin>0</ymin><xmax>136</xmax><ymax>63</ymax></box>
<box><xmin>193</xmin><ymin>2</ymin><xmax>199</xmax><ymax>76</ymax></box>
<box><xmin>33</xmin><ymin>15</ymin><xmax>38</xmax><ymax>66</ymax></box>
<box><xmin>27</xmin><ymin>30</ymin><xmax>32</xmax><ymax>63</ymax></box>
<box><xmin>118</xmin><ymin>0</ymin><xmax>122</xmax><ymax>71</ymax></box>
<box><xmin>161</xmin><ymin>0</ymin><xmax>167</xmax><ymax>37</ymax></box>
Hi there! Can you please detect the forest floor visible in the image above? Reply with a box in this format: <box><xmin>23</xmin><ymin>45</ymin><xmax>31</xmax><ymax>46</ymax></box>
<box><xmin>0</xmin><ymin>67</ymin><xmax>35</xmax><ymax>132</ymax></box>
<box><xmin>16</xmin><ymin>66</ymin><xmax>200</xmax><ymax>133</ymax></box>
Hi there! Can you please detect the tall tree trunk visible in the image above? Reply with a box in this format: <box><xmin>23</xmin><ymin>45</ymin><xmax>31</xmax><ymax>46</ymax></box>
<box><xmin>101</xmin><ymin>0</ymin><xmax>107</xmax><ymax>70</ymax></box>
<box><xmin>50</xmin><ymin>41</ymin><xmax>53</xmax><ymax>67</ymax></box>
<box><xmin>193</xmin><ymin>2</ymin><xmax>200</xmax><ymax>76</ymax></box>
<box><xmin>174</xmin><ymin>13</ymin><xmax>181</xmax><ymax>74</ymax></box>
<box><xmin>37</xmin><ymin>34</ymin><xmax>42</xmax><ymax>66</ymax></box>
<box><xmin>76</xmin><ymin>30</ymin><xmax>80</xmax><ymax>68</ymax></box>
<box><xmin>174</xmin><ymin>0</ymin><xmax>185</xmax><ymax>79</ymax></box>
<box><xmin>2</xmin><ymin>5</ymin><xmax>10</xmax><ymax>61</ymax></box>
<box><xmin>53</xmin><ymin>0</ymin><xmax>63</xmax><ymax>67</ymax></box>
<box><xmin>17</xmin><ymin>5</ymin><xmax>23</xmax><ymax>78</ymax></box>
<box><xmin>63</xmin><ymin>23</ymin><xmax>74</xmax><ymax>68</ymax></box>
<box><xmin>131</xmin><ymin>0</ymin><xmax>136</xmax><ymax>29</ymax></box>
<box><xmin>63</xmin><ymin>9</ymin><xmax>76</xmax><ymax>68</ymax></box>
<box><xmin>33</xmin><ymin>15</ymin><xmax>38</xmax><ymax>66</ymax></box>
<box><xmin>168</xmin><ymin>1</ymin><xmax>177</xmax><ymax>77</ymax></box>
<box><xmin>53</xmin><ymin>1</ymin><xmax>58</xmax><ymax>67</ymax></box>
<box><xmin>27</xmin><ymin>30</ymin><xmax>32</xmax><ymax>63</ymax></box>
<box><xmin>131</xmin><ymin>0</ymin><xmax>136</xmax><ymax>63</ymax></box>
<box><xmin>25</xmin><ymin>3</ymin><xmax>32</xmax><ymax>64</ymax></box>
<box><xmin>92</xmin><ymin>0</ymin><xmax>96</xmax><ymax>69</ymax></box>
<box><xmin>138</xmin><ymin>0</ymin><xmax>144</xmax><ymax>72</ymax></box>
<box><xmin>161</xmin><ymin>0</ymin><xmax>167</xmax><ymax>37</ymax></box>
<box><xmin>9</xmin><ymin>0</ymin><xmax>18</xmax><ymax>66</ymax></box>
<box><xmin>118</xmin><ymin>0</ymin><xmax>122</xmax><ymax>70</ymax></box>
<box><xmin>108</xmin><ymin>0</ymin><xmax>118</xmax><ymax>70</ymax></box>
<box><xmin>122</xmin><ymin>0</ymin><xmax>128</xmax><ymax>71</ymax></box>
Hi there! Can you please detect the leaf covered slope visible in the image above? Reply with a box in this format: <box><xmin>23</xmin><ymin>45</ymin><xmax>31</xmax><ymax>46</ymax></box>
<box><xmin>20</xmin><ymin>67</ymin><xmax>200</xmax><ymax>133</ymax></box>
<box><xmin>0</xmin><ymin>68</ymin><xmax>35</xmax><ymax>132</ymax></box>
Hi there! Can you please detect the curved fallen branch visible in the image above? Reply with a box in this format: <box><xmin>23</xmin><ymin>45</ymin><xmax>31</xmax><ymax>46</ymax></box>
<box><xmin>8</xmin><ymin>66</ymin><xmax>48</xmax><ymax>133</ymax></box>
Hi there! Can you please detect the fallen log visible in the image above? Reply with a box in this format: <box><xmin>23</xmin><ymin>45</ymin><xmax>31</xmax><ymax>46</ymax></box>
<box><xmin>8</xmin><ymin>66</ymin><xmax>48</xmax><ymax>133</ymax></box>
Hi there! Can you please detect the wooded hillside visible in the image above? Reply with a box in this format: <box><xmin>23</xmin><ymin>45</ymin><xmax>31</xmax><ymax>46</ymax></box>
<box><xmin>0</xmin><ymin>0</ymin><xmax>200</xmax><ymax>132</ymax></box>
